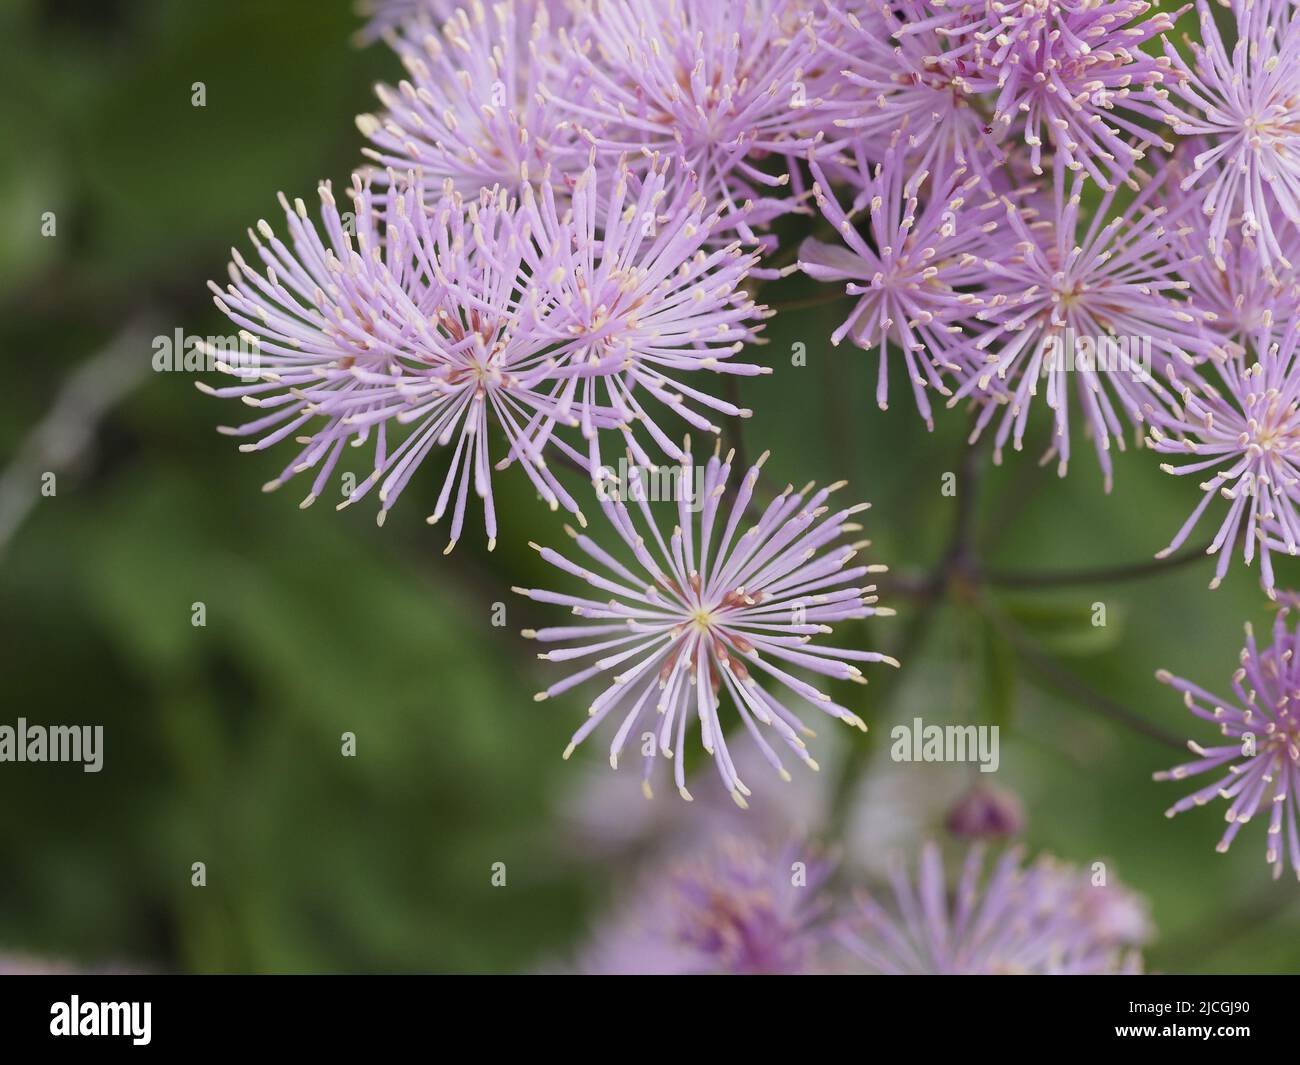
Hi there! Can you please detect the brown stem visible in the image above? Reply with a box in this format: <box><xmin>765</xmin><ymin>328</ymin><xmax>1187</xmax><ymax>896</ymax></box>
<box><xmin>828</xmin><ymin>433</ymin><xmax>988</xmax><ymax>827</ymax></box>
<box><xmin>982</xmin><ymin>539</ymin><xmax>1218</xmax><ymax>590</ymax></box>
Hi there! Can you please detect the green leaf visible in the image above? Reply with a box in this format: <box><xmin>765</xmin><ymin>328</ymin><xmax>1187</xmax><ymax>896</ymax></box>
<box><xmin>999</xmin><ymin>595</ymin><xmax>1125</xmax><ymax>656</ymax></box>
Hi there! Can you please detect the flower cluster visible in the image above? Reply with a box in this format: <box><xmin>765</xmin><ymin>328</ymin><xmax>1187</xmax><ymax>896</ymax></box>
<box><xmin>204</xmin><ymin>0</ymin><xmax>1300</xmax><ymax>895</ymax></box>
<box><xmin>217</xmin><ymin>2</ymin><xmax>1300</xmax><ymax>567</ymax></box>
<box><xmin>205</xmin><ymin>158</ymin><xmax>765</xmax><ymax>549</ymax></box>
<box><xmin>798</xmin><ymin>2</ymin><xmax>1300</xmax><ymax>599</ymax></box>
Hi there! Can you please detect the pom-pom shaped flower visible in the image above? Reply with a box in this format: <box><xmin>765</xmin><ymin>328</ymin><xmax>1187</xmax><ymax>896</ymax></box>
<box><xmin>204</xmin><ymin>160</ymin><xmax>765</xmax><ymax>549</ymax></box>
<box><xmin>1158</xmin><ymin>0</ymin><xmax>1300</xmax><ymax>279</ymax></box>
<box><xmin>201</xmin><ymin>174</ymin><xmax>445</xmax><ymax>506</ymax></box>
<box><xmin>205</xmin><ymin>175</ymin><xmax>596</xmax><ymax>548</ymax></box>
<box><xmin>516</xmin><ymin>445</ymin><xmax>897</xmax><ymax>803</ymax></box>
<box><xmin>358</xmin><ymin>0</ymin><xmax>583</xmax><ymax>196</ymax></box>
<box><xmin>951</xmin><ymin>167</ymin><xmax>1217</xmax><ymax>489</ymax></box>
<box><xmin>817</xmin><ymin>0</ymin><xmax>1002</xmax><ymax>181</ymax></box>
<box><xmin>924</xmin><ymin>0</ymin><xmax>1183</xmax><ymax>189</ymax></box>
<box><xmin>1035</xmin><ymin>850</ymin><xmax>1155</xmax><ymax>946</ymax></box>
<box><xmin>799</xmin><ymin>141</ymin><xmax>1001</xmax><ymax>427</ymax></box>
<box><xmin>579</xmin><ymin>835</ymin><xmax>834</xmax><ymax>974</ymax></box>
<box><xmin>1166</xmin><ymin>157</ymin><xmax>1300</xmax><ymax>353</ymax></box>
<box><xmin>1147</xmin><ymin>310</ymin><xmax>1300</xmax><ymax>594</ymax></box>
<box><xmin>1155</xmin><ymin>605</ymin><xmax>1300</xmax><ymax>879</ymax></box>
<box><xmin>838</xmin><ymin>843</ymin><xmax>1148</xmax><ymax>974</ymax></box>
<box><xmin>516</xmin><ymin>157</ymin><xmax>769</xmax><ymax>473</ymax></box>
<box><xmin>549</xmin><ymin>0</ymin><xmax>832</xmax><ymax>243</ymax></box>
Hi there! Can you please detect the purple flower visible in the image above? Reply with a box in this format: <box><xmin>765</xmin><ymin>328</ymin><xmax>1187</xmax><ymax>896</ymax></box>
<box><xmin>816</xmin><ymin>0</ymin><xmax>1004</xmax><ymax>182</ymax></box>
<box><xmin>547</xmin><ymin>0</ymin><xmax>832</xmax><ymax>246</ymax></box>
<box><xmin>1147</xmin><ymin>310</ymin><xmax>1300</xmax><ymax>594</ymax></box>
<box><xmin>950</xmin><ymin>166</ymin><xmax>1217</xmax><ymax>490</ymax></box>
<box><xmin>358</xmin><ymin>0</ymin><xmax>584</xmax><ymax>196</ymax></box>
<box><xmin>1165</xmin><ymin>139</ymin><xmax>1300</xmax><ymax>353</ymax></box>
<box><xmin>205</xmin><ymin>158</ymin><xmax>764</xmax><ymax>548</ymax></box>
<box><xmin>1155</xmin><ymin>605</ymin><xmax>1300</xmax><ymax>880</ymax></box>
<box><xmin>923</xmin><ymin>0</ymin><xmax>1183</xmax><ymax>189</ymax></box>
<box><xmin>205</xmin><ymin>175</ymin><xmax>593</xmax><ymax>549</ymax></box>
<box><xmin>516</xmin><ymin>157</ymin><xmax>769</xmax><ymax>474</ymax></box>
<box><xmin>799</xmin><ymin>140</ymin><xmax>1002</xmax><ymax>427</ymax></box>
<box><xmin>1158</xmin><ymin>0</ymin><xmax>1300</xmax><ymax>280</ymax></box>
<box><xmin>1059</xmin><ymin>865</ymin><xmax>1155</xmax><ymax>948</ymax></box>
<box><xmin>516</xmin><ymin>446</ymin><xmax>897</xmax><ymax>803</ymax></box>
<box><xmin>838</xmin><ymin>842</ymin><xmax>1149</xmax><ymax>974</ymax></box>
<box><xmin>578</xmin><ymin>835</ymin><xmax>835</xmax><ymax>974</ymax></box>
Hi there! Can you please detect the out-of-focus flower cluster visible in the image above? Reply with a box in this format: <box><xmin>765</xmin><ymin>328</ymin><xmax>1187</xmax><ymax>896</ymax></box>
<box><xmin>557</xmin><ymin>763</ymin><xmax>1150</xmax><ymax>974</ymax></box>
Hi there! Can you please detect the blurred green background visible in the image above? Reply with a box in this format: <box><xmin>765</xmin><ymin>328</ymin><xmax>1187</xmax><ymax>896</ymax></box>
<box><xmin>0</xmin><ymin>0</ymin><xmax>1296</xmax><ymax>974</ymax></box>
